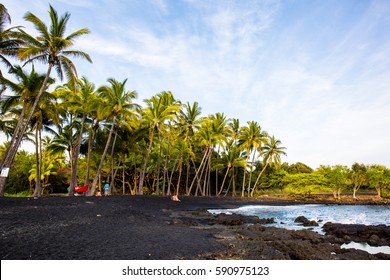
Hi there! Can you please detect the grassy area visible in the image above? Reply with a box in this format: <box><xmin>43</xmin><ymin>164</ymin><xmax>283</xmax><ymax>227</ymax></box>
<box><xmin>4</xmin><ymin>191</ymin><xmax>33</xmax><ymax>197</ymax></box>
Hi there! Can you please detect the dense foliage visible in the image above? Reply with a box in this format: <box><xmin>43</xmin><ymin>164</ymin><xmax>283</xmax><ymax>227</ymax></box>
<box><xmin>1</xmin><ymin>4</ymin><xmax>389</xmax><ymax>198</ymax></box>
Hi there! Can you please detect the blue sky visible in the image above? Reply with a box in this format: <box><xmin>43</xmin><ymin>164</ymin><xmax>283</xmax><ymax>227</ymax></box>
<box><xmin>2</xmin><ymin>0</ymin><xmax>390</xmax><ymax>168</ymax></box>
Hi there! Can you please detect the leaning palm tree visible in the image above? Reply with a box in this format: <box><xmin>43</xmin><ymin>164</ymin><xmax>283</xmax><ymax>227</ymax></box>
<box><xmin>0</xmin><ymin>66</ymin><xmax>54</xmax><ymax>138</ymax></box>
<box><xmin>87</xmin><ymin>78</ymin><xmax>138</xmax><ymax>196</ymax></box>
<box><xmin>0</xmin><ymin>65</ymin><xmax>55</xmax><ymax>197</ymax></box>
<box><xmin>0</xmin><ymin>5</ymin><xmax>91</xmax><ymax>196</ymax></box>
<box><xmin>251</xmin><ymin>136</ymin><xmax>286</xmax><ymax>197</ymax></box>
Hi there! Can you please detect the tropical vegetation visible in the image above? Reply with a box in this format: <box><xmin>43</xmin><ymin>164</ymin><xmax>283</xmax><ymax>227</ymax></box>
<box><xmin>1</xmin><ymin>5</ymin><xmax>389</xmax><ymax>199</ymax></box>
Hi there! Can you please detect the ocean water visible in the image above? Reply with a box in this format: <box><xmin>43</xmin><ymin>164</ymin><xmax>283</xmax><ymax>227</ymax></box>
<box><xmin>209</xmin><ymin>204</ymin><xmax>390</xmax><ymax>254</ymax></box>
<box><xmin>209</xmin><ymin>204</ymin><xmax>390</xmax><ymax>232</ymax></box>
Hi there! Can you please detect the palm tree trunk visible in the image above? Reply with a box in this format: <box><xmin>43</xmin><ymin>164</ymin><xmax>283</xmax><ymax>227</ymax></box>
<box><xmin>122</xmin><ymin>163</ymin><xmax>125</xmax><ymax>195</ymax></box>
<box><xmin>109</xmin><ymin>127</ymin><xmax>118</xmax><ymax>193</ymax></box>
<box><xmin>218</xmin><ymin>166</ymin><xmax>231</xmax><ymax>196</ymax></box>
<box><xmin>33</xmin><ymin>126</ymin><xmax>42</xmax><ymax>197</ymax></box>
<box><xmin>185</xmin><ymin>161</ymin><xmax>190</xmax><ymax>195</ymax></box>
<box><xmin>70</xmin><ymin>113</ymin><xmax>86</xmax><ymax>195</ymax></box>
<box><xmin>111</xmin><ymin>159</ymin><xmax>121</xmax><ymax>194</ymax></box>
<box><xmin>247</xmin><ymin>150</ymin><xmax>256</xmax><ymax>197</ymax></box>
<box><xmin>156</xmin><ymin>142</ymin><xmax>162</xmax><ymax>195</ymax></box>
<box><xmin>0</xmin><ymin>97</ymin><xmax>30</xmax><ymax>165</ymax></box>
<box><xmin>0</xmin><ymin>99</ymin><xmax>29</xmax><ymax>170</ymax></box>
<box><xmin>186</xmin><ymin>159</ymin><xmax>200</xmax><ymax>196</ymax></box>
<box><xmin>133</xmin><ymin>152</ymin><xmax>138</xmax><ymax>194</ymax></box>
<box><xmin>203</xmin><ymin>150</ymin><xmax>212</xmax><ymax>196</ymax></box>
<box><xmin>215</xmin><ymin>146</ymin><xmax>220</xmax><ymax>196</ymax></box>
<box><xmin>176</xmin><ymin>158</ymin><xmax>183</xmax><ymax>196</ymax></box>
<box><xmin>88</xmin><ymin>117</ymin><xmax>116</xmax><ymax>196</ymax></box>
<box><xmin>167</xmin><ymin>157</ymin><xmax>178</xmax><ymax>196</ymax></box>
<box><xmin>67</xmin><ymin>114</ymin><xmax>75</xmax><ymax>196</ymax></box>
<box><xmin>224</xmin><ymin>174</ymin><xmax>233</xmax><ymax>197</ymax></box>
<box><xmin>241</xmin><ymin>151</ymin><xmax>250</xmax><ymax>197</ymax></box>
<box><xmin>0</xmin><ymin>63</ymin><xmax>53</xmax><ymax>197</ymax></box>
<box><xmin>162</xmin><ymin>138</ymin><xmax>170</xmax><ymax>196</ymax></box>
<box><xmin>251</xmin><ymin>161</ymin><xmax>269</xmax><ymax>197</ymax></box>
<box><xmin>232</xmin><ymin>167</ymin><xmax>236</xmax><ymax>197</ymax></box>
<box><xmin>187</xmin><ymin>146</ymin><xmax>210</xmax><ymax>195</ymax></box>
<box><xmin>84</xmin><ymin>125</ymin><xmax>93</xmax><ymax>185</ymax></box>
<box><xmin>138</xmin><ymin>129</ymin><xmax>154</xmax><ymax>195</ymax></box>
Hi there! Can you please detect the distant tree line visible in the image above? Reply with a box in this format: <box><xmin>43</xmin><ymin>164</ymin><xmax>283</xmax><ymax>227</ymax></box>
<box><xmin>274</xmin><ymin>162</ymin><xmax>390</xmax><ymax>199</ymax></box>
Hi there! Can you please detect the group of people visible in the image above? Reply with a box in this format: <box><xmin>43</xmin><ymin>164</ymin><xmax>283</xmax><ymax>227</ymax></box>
<box><xmin>97</xmin><ymin>182</ymin><xmax>181</xmax><ymax>201</ymax></box>
<box><xmin>95</xmin><ymin>183</ymin><xmax>110</xmax><ymax>196</ymax></box>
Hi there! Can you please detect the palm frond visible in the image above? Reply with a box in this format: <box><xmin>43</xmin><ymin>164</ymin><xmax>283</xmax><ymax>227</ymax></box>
<box><xmin>66</xmin><ymin>28</ymin><xmax>90</xmax><ymax>42</ymax></box>
<box><xmin>62</xmin><ymin>50</ymin><xmax>92</xmax><ymax>63</ymax></box>
<box><xmin>23</xmin><ymin>12</ymin><xmax>49</xmax><ymax>40</ymax></box>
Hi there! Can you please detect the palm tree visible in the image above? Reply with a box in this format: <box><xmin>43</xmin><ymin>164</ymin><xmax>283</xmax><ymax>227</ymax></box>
<box><xmin>0</xmin><ymin>5</ymin><xmax>91</xmax><ymax>196</ymax></box>
<box><xmin>210</xmin><ymin>112</ymin><xmax>229</xmax><ymax>195</ymax></box>
<box><xmin>28</xmin><ymin>136</ymin><xmax>64</xmax><ymax>196</ymax></box>
<box><xmin>81</xmin><ymin>95</ymin><xmax>101</xmax><ymax>186</ymax></box>
<box><xmin>54</xmin><ymin>77</ymin><xmax>96</xmax><ymax>195</ymax></box>
<box><xmin>215</xmin><ymin>142</ymin><xmax>246</xmax><ymax>196</ymax></box>
<box><xmin>251</xmin><ymin>136</ymin><xmax>286</xmax><ymax>197</ymax></box>
<box><xmin>171</xmin><ymin>136</ymin><xmax>194</xmax><ymax>196</ymax></box>
<box><xmin>239</xmin><ymin>121</ymin><xmax>267</xmax><ymax>197</ymax></box>
<box><xmin>0</xmin><ymin>66</ymin><xmax>54</xmax><ymax>138</ymax></box>
<box><xmin>107</xmin><ymin>110</ymin><xmax>140</xmax><ymax>194</ymax></box>
<box><xmin>178</xmin><ymin>101</ymin><xmax>202</xmax><ymax>140</ymax></box>
<box><xmin>228</xmin><ymin>118</ymin><xmax>240</xmax><ymax>145</ymax></box>
<box><xmin>87</xmin><ymin>78</ymin><xmax>137</xmax><ymax>196</ymax></box>
<box><xmin>188</xmin><ymin>113</ymin><xmax>228</xmax><ymax>196</ymax></box>
<box><xmin>30</xmin><ymin>90</ymin><xmax>59</xmax><ymax>197</ymax></box>
<box><xmin>0</xmin><ymin>65</ymin><xmax>55</xmax><ymax>197</ymax></box>
<box><xmin>138</xmin><ymin>91</ymin><xmax>181</xmax><ymax>195</ymax></box>
<box><xmin>177</xmin><ymin>101</ymin><xmax>202</xmax><ymax>193</ymax></box>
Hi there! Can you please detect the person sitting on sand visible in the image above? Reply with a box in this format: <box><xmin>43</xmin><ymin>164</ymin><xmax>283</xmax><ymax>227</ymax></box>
<box><xmin>171</xmin><ymin>195</ymin><xmax>180</xmax><ymax>202</ymax></box>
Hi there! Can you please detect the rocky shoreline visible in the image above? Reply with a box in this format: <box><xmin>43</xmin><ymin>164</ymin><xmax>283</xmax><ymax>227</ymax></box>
<box><xmin>0</xmin><ymin>195</ymin><xmax>389</xmax><ymax>260</ymax></box>
<box><xmin>168</xmin><ymin>208</ymin><xmax>390</xmax><ymax>260</ymax></box>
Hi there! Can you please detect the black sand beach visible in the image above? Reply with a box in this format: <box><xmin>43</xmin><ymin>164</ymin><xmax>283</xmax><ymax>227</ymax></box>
<box><xmin>1</xmin><ymin>195</ymin><xmax>389</xmax><ymax>260</ymax></box>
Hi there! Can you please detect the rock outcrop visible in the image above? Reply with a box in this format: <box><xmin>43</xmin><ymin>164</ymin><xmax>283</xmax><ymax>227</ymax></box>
<box><xmin>322</xmin><ymin>222</ymin><xmax>390</xmax><ymax>246</ymax></box>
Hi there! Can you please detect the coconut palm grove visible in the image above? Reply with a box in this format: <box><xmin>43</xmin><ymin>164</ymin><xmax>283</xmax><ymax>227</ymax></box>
<box><xmin>1</xmin><ymin>4</ymin><xmax>389</xmax><ymax>199</ymax></box>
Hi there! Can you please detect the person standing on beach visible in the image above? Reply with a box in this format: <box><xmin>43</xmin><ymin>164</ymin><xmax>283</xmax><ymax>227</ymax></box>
<box><xmin>104</xmin><ymin>183</ymin><xmax>110</xmax><ymax>196</ymax></box>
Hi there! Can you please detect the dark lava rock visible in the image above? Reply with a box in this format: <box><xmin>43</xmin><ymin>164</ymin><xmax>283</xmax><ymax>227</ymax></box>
<box><xmin>215</xmin><ymin>213</ymin><xmax>253</xmax><ymax>226</ymax></box>
<box><xmin>294</xmin><ymin>216</ymin><xmax>319</xmax><ymax>227</ymax></box>
<box><xmin>257</xmin><ymin>217</ymin><xmax>275</xmax><ymax>224</ymax></box>
<box><xmin>322</xmin><ymin>222</ymin><xmax>390</xmax><ymax>246</ymax></box>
